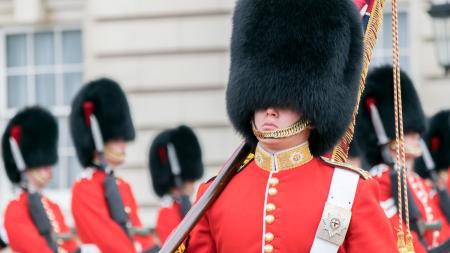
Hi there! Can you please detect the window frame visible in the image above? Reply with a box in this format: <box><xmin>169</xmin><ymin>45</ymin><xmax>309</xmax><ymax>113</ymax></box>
<box><xmin>0</xmin><ymin>25</ymin><xmax>83</xmax><ymax>202</ymax></box>
<box><xmin>370</xmin><ymin>6</ymin><xmax>411</xmax><ymax>72</ymax></box>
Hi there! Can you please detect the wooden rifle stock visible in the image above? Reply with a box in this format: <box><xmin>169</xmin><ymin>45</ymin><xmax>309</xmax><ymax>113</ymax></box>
<box><xmin>160</xmin><ymin>141</ymin><xmax>253</xmax><ymax>253</ymax></box>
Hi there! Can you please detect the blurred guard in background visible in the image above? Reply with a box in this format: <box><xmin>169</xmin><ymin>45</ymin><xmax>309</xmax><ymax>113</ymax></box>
<box><xmin>355</xmin><ymin>66</ymin><xmax>450</xmax><ymax>252</ymax></box>
<box><xmin>70</xmin><ymin>78</ymin><xmax>160</xmax><ymax>253</ymax></box>
<box><xmin>416</xmin><ymin>110</ymin><xmax>450</xmax><ymax>191</ymax></box>
<box><xmin>348</xmin><ymin>138</ymin><xmax>363</xmax><ymax>169</ymax></box>
<box><xmin>1</xmin><ymin>107</ymin><xmax>99</xmax><ymax>253</ymax></box>
<box><xmin>149</xmin><ymin>125</ymin><xmax>203</xmax><ymax>244</ymax></box>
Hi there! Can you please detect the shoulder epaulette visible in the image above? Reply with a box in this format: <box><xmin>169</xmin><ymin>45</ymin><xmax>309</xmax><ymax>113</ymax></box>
<box><xmin>237</xmin><ymin>152</ymin><xmax>254</xmax><ymax>172</ymax></box>
<box><xmin>320</xmin><ymin>156</ymin><xmax>371</xmax><ymax>180</ymax></box>
<box><xmin>174</xmin><ymin>242</ymin><xmax>186</xmax><ymax>253</ymax></box>
<box><xmin>76</xmin><ymin>168</ymin><xmax>95</xmax><ymax>181</ymax></box>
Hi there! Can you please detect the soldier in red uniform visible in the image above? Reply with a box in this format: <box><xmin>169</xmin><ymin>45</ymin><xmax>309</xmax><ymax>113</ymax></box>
<box><xmin>178</xmin><ymin>0</ymin><xmax>398</xmax><ymax>252</ymax></box>
<box><xmin>149</xmin><ymin>125</ymin><xmax>203</xmax><ymax>244</ymax></box>
<box><xmin>415</xmin><ymin>110</ymin><xmax>450</xmax><ymax>191</ymax></box>
<box><xmin>1</xmin><ymin>107</ymin><xmax>99</xmax><ymax>253</ymax></box>
<box><xmin>355</xmin><ymin>66</ymin><xmax>450</xmax><ymax>252</ymax></box>
<box><xmin>69</xmin><ymin>78</ymin><xmax>160</xmax><ymax>253</ymax></box>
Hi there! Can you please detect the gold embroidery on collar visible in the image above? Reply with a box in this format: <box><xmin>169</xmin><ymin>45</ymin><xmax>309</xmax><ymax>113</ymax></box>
<box><xmin>255</xmin><ymin>142</ymin><xmax>313</xmax><ymax>171</ymax></box>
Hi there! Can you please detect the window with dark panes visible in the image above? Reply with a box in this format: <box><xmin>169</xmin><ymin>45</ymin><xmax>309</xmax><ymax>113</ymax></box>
<box><xmin>3</xmin><ymin>28</ymin><xmax>83</xmax><ymax>189</ymax></box>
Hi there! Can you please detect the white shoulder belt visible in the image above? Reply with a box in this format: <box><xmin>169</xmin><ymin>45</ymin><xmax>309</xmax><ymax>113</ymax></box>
<box><xmin>310</xmin><ymin>167</ymin><xmax>360</xmax><ymax>253</ymax></box>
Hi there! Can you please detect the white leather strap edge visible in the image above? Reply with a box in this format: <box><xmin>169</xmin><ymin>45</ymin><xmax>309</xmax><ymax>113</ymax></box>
<box><xmin>310</xmin><ymin>168</ymin><xmax>360</xmax><ymax>253</ymax></box>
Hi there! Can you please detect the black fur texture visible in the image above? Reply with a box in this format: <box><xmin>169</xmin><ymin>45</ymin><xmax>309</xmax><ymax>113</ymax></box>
<box><xmin>355</xmin><ymin>65</ymin><xmax>426</xmax><ymax>167</ymax></box>
<box><xmin>348</xmin><ymin>139</ymin><xmax>361</xmax><ymax>159</ymax></box>
<box><xmin>149</xmin><ymin>125</ymin><xmax>203</xmax><ymax>197</ymax></box>
<box><xmin>70</xmin><ymin>78</ymin><xmax>135</xmax><ymax>167</ymax></box>
<box><xmin>415</xmin><ymin>110</ymin><xmax>450</xmax><ymax>178</ymax></box>
<box><xmin>226</xmin><ymin>0</ymin><xmax>364</xmax><ymax>155</ymax></box>
<box><xmin>2</xmin><ymin>107</ymin><xmax>58</xmax><ymax>183</ymax></box>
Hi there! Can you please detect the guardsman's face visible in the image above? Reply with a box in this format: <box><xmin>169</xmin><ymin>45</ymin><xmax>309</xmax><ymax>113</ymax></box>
<box><xmin>104</xmin><ymin>139</ymin><xmax>127</xmax><ymax>167</ymax></box>
<box><xmin>404</xmin><ymin>132</ymin><xmax>422</xmax><ymax>158</ymax></box>
<box><xmin>438</xmin><ymin>170</ymin><xmax>448</xmax><ymax>188</ymax></box>
<box><xmin>390</xmin><ymin>132</ymin><xmax>422</xmax><ymax>160</ymax></box>
<box><xmin>25</xmin><ymin>166</ymin><xmax>53</xmax><ymax>189</ymax></box>
<box><xmin>254</xmin><ymin>107</ymin><xmax>300</xmax><ymax>131</ymax></box>
<box><xmin>253</xmin><ymin>107</ymin><xmax>311</xmax><ymax>152</ymax></box>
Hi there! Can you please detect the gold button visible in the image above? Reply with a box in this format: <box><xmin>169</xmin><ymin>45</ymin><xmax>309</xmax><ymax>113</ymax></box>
<box><xmin>265</xmin><ymin>232</ymin><xmax>274</xmax><ymax>243</ymax></box>
<box><xmin>268</xmin><ymin>187</ymin><xmax>278</xmax><ymax>196</ymax></box>
<box><xmin>266</xmin><ymin>203</ymin><xmax>276</xmax><ymax>212</ymax></box>
<box><xmin>264</xmin><ymin>244</ymin><xmax>274</xmax><ymax>252</ymax></box>
<box><xmin>269</xmin><ymin>177</ymin><xmax>279</xmax><ymax>186</ymax></box>
<box><xmin>265</xmin><ymin>214</ymin><xmax>275</xmax><ymax>224</ymax></box>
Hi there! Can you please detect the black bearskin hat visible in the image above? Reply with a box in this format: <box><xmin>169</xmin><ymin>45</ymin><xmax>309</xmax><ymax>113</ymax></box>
<box><xmin>149</xmin><ymin>125</ymin><xmax>203</xmax><ymax>197</ymax></box>
<box><xmin>2</xmin><ymin>107</ymin><xmax>58</xmax><ymax>183</ymax></box>
<box><xmin>348</xmin><ymin>140</ymin><xmax>361</xmax><ymax>159</ymax></box>
<box><xmin>355</xmin><ymin>65</ymin><xmax>426</xmax><ymax>167</ymax></box>
<box><xmin>415</xmin><ymin>110</ymin><xmax>450</xmax><ymax>178</ymax></box>
<box><xmin>226</xmin><ymin>0</ymin><xmax>364</xmax><ymax>156</ymax></box>
<box><xmin>70</xmin><ymin>78</ymin><xmax>135</xmax><ymax>167</ymax></box>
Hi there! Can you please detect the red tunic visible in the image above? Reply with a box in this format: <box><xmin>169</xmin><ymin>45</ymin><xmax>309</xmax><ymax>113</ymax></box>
<box><xmin>185</xmin><ymin>144</ymin><xmax>397</xmax><ymax>253</ymax></box>
<box><xmin>155</xmin><ymin>200</ymin><xmax>183</xmax><ymax>244</ymax></box>
<box><xmin>4</xmin><ymin>192</ymin><xmax>79</xmax><ymax>253</ymax></box>
<box><xmin>71</xmin><ymin>169</ymin><xmax>157</xmax><ymax>253</ymax></box>
<box><xmin>371</xmin><ymin>164</ymin><xmax>450</xmax><ymax>251</ymax></box>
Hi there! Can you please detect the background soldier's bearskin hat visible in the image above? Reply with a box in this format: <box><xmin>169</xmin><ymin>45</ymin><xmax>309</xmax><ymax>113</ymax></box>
<box><xmin>2</xmin><ymin>107</ymin><xmax>58</xmax><ymax>183</ymax></box>
<box><xmin>70</xmin><ymin>78</ymin><xmax>135</xmax><ymax>167</ymax></box>
<box><xmin>225</xmin><ymin>0</ymin><xmax>364</xmax><ymax>155</ymax></box>
<box><xmin>415</xmin><ymin>110</ymin><xmax>450</xmax><ymax>178</ymax></box>
<box><xmin>149</xmin><ymin>125</ymin><xmax>203</xmax><ymax>197</ymax></box>
<box><xmin>355</xmin><ymin>65</ymin><xmax>426</xmax><ymax>167</ymax></box>
<box><xmin>348</xmin><ymin>139</ymin><xmax>361</xmax><ymax>159</ymax></box>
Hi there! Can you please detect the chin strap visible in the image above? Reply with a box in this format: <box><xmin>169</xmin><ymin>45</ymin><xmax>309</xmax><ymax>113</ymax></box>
<box><xmin>252</xmin><ymin>118</ymin><xmax>312</xmax><ymax>139</ymax></box>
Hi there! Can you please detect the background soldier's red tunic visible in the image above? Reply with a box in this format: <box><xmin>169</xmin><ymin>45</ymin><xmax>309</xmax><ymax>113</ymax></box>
<box><xmin>372</xmin><ymin>165</ymin><xmax>450</xmax><ymax>251</ymax></box>
<box><xmin>155</xmin><ymin>201</ymin><xmax>182</xmax><ymax>244</ymax></box>
<box><xmin>4</xmin><ymin>192</ymin><xmax>79</xmax><ymax>253</ymax></box>
<box><xmin>185</xmin><ymin>157</ymin><xmax>397</xmax><ymax>253</ymax></box>
<box><xmin>72</xmin><ymin>169</ymin><xmax>156</xmax><ymax>253</ymax></box>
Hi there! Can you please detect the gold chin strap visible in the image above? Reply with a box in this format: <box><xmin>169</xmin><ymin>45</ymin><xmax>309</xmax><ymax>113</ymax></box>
<box><xmin>104</xmin><ymin>146</ymin><xmax>126</xmax><ymax>161</ymax></box>
<box><xmin>252</xmin><ymin>118</ymin><xmax>312</xmax><ymax>139</ymax></box>
<box><xmin>30</xmin><ymin>170</ymin><xmax>48</xmax><ymax>185</ymax></box>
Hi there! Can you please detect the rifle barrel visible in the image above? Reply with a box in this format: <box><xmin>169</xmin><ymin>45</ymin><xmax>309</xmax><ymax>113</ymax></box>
<box><xmin>160</xmin><ymin>142</ymin><xmax>252</xmax><ymax>253</ymax></box>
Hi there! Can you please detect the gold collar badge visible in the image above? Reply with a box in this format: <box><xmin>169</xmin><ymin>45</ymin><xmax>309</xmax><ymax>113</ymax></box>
<box><xmin>254</xmin><ymin>142</ymin><xmax>313</xmax><ymax>172</ymax></box>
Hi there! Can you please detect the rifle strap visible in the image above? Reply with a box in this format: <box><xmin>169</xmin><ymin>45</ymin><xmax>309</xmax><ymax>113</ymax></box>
<box><xmin>28</xmin><ymin>192</ymin><xmax>58</xmax><ymax>253</ymax></box>
<box><xmin>103</xmin><ymin>172</ymin><xmax>131</xmax><ymax>239</ymax></box>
